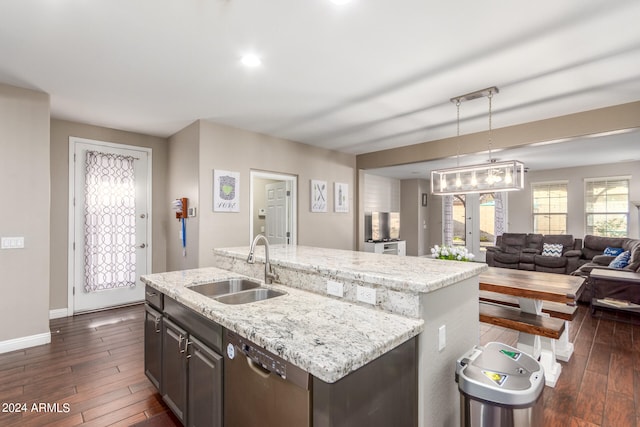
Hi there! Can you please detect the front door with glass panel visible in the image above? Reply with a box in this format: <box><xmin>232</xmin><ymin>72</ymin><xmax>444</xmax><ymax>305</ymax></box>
<box><xmin>70</xmin><ymin>138</ymin><xmax>151</xmax><ymax>313</ymax></box>
<box><xmin>451</xmin><ymin>193</ymin><xmax>497</xmax><ymax>262</ymax></box>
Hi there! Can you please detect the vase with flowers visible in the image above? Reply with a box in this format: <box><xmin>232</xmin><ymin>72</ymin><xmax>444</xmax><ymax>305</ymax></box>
<box><xmin>430</xmin><ymin>244</ymin><xmax>475</xmax><ymax>262</ymax></box>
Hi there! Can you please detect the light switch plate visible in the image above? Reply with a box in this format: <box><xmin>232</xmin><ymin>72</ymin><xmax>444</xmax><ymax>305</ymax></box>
<box><xmin>1</xmin><ymin>237</ymin><xmax>24</xmax><ymax>249</ymax></box>
<box><xmin>438</xmin><ymin>325</ymin><xmax>446</xmax><ymax>351</ymax></box>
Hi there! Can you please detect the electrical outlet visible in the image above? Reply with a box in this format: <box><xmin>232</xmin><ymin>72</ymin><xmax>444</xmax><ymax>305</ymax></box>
<box><xmin>438</xmin><ymin>325</ymin><xmax>446</xmax><ymax>351</ymax></box>
<box><xmin>356</xmin><ymin>286</ymin><xmax>376</xmax><ymax>305</ymax></box>
<box><xmin>326</xmin><ymin>280</ymin><xmax>344</xmax><ymax>297</ymax></box>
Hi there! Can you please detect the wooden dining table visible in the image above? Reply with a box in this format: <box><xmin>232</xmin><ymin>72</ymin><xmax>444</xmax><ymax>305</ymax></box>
<box><xmin>479</xmin><ymin>267</ymin><xmax>586</xmax><ymax>387</ymax></box>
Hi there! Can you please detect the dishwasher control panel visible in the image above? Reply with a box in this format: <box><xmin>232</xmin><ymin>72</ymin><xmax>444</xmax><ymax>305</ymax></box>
<box><xmin>226</xmin><ymin>331</ymin><xmax>288</xmax><ymax>379</ymax></box>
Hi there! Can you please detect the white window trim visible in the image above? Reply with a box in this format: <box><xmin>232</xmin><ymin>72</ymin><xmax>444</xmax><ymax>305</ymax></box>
<box><xmin>583</xmin><ymin>176</ymin><xmax>630</xmax><ymax>236</ymax></box>
<box><xmin>531</xmin><ymin>180</ymin><xmax>568</xmax><ymax>234</ymax></box>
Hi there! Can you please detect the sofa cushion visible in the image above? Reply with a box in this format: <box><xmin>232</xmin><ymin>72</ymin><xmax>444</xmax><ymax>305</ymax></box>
<box><xmin>603</xmin><ymin>246</ymin><xmax>624</xmax><ymax>256</ymax></box>
<box><xmin>493</xmin><ymin>252</ymin><xmax>520</xmax><ymax>264</ymax></box>
<box><xmin>525</xmin><ymin>234</ymin><xmax>544</xmax><ymax>251</ymax></box>
<box><xmin>541</xmin><ymin>243</ymin><xmax>563</xmax><ymax>257</ymax></box>
<box><xmin>542</xmin><ymin>234</ymin><xmax>575</xmax><ymax>253</ymax></box>
<box><xmin>500</xmin><ymin>233</ymin><xmax>528</xmax><ymax>253</ymax></box>
<box><xmin>609</xmin><ymin>251</ymin><xmax>631</xmax><ymax>269</ymax></box>
<box><xmin>626</xmin><ymin>241</ymin><xmax>640</xmax><ymax>271</ymax></box>
<box><xmin>534</xmin><ymin>254</ymin><xmax>567</xmax><ymax>268</ymax></box>
<box><xmin>582</xmin><ymin>235</ymin><xmax>629</xmax><ymax>260</ymax></box>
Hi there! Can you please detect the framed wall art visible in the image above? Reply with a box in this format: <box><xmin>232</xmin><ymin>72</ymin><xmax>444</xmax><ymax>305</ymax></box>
<box><xmin>310</xmin><ymin>179</ymin><xmax>327</xmax><ymax>212</ymax></box>
<box><xmin>213</xmin><ymin>169</ymin><xmax>240</xmax><ymax>212</ymax></box>
<box><xmin>334</xmin><ymin>182</ymin><xmax>349</xmax><ymax>213</ymax></box>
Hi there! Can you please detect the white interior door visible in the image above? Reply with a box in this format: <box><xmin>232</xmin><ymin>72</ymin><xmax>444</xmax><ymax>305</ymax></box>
<box><xmin>69</xmin><ymin>138</ymin><xmax>151</xmax><ymax>313</ymax></box>
<box><xmin>265</xmin><ymin>181</ymin><xmax>290</xmax><ymax>244</ymax></box>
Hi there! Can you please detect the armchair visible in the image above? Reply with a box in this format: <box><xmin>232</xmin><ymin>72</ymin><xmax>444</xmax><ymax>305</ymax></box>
<box><xmin>485</xmin><ymin>233</ymin><xmax>528</xmax><ymax>269</ymax></box>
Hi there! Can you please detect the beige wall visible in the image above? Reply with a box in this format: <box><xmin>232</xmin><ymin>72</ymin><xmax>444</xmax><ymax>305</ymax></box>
<box><xmin>0</xmin><ymin>84</ymin><xmax>50</xmax><ymax>342</ymax></box>
<box><xmin>400</xmin><ymin>179</ymin><xmax>430</xmax><ymax>256</ymax></box>
<box><xmin>508</xmin><ymin>160</ymin><xmax>640</xmax><ymax>239</ymax></box>
<box><xmin>198</xmin><ymin>120</ymin><xmax>357</xmax><ymax>267</ymax></box>
<box><xmin>50</xmin><ymin>119</ymin><xmax>169</xmax><ymax>311</ymax></box>
<box><xmin>167</xmin><ymin>121</ymin><xmax>200</xmax><ymax>271</ymax></box>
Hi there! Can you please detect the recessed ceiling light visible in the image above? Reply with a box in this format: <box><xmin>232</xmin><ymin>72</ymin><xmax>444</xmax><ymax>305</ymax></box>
<box><xmin>330</xmin><ymin>0</ymin><xmax>352</xmax><ymax>4</ymax></box>
<box><xmin>241</xmin><ymin>54</ymin><xmax>262</xmax><ymax>67</ymax></box>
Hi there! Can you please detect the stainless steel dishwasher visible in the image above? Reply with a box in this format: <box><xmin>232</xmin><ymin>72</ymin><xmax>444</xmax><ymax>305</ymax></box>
<box><xmin>224</xmin><ymin>330</ymin><xmax>311</xmax><ymax>427</ymax></box>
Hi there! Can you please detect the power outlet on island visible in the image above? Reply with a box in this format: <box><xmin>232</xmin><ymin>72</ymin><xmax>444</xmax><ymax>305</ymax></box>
<box><xmin>356</xmin><ymin>286</ymin><xmax>376</xmax><ymax>305</ymax></box>
<box><xmin>326</xmin><ymin>280</ymin><xmax>344</xmax><ymax>298</ymax></box>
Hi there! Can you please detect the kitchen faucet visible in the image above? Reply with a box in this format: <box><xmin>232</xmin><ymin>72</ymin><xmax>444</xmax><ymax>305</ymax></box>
<box><xmin>247</xmin><ymin>234</ymin><xmax>279</xmax><ymax>284</ymax></box>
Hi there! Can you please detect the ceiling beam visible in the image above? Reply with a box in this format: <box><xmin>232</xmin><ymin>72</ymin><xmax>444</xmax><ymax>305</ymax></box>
<box><xmin>356</xmin><ymin>101</ymin><xmax>640</xmax><ymax>170</ymax></box>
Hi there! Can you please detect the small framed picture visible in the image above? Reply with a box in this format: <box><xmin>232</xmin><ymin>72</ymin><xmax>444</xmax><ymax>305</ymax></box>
<box><xmin>334</xmin><ymin>182</ymin><xmax>349</xmax><ymax>213</ymax></box>
<box><xmin>310</xmin><ymin>180</ymin><xmax>327</xmax><ymax>212</ymax></box>
<box><xmin>213</xmin><ymin>170</ymin><xmax>240</xmax><ymax>212</ymax></box>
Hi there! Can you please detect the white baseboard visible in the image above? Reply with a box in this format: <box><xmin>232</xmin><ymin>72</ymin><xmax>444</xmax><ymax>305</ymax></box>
<box><xmin>49</xmin><ymin>308</ymin><xmax>69</xmax><ymax>319</ymax></box>
<box><xmin>0</xmin><ymin>332</ymin><xmax>51</xmax><ymax>354</ymax></box>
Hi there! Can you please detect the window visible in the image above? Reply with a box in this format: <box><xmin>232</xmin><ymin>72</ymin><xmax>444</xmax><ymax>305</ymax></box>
<box><xmin>585</xmin><ymin>177</ymin><xmax>629</xmax><ymax>237</ymax></box>
<box><xmin>532</xmin><ymin>182</ymin><xmax>567</xmax><ymax>234</ymax></box>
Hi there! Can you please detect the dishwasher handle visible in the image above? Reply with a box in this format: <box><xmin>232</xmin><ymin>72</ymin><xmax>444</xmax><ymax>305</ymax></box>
<box><xmin>246</xmin><ymin>356</ymin><xmax>271</xmax><ymax>379</ymax></box>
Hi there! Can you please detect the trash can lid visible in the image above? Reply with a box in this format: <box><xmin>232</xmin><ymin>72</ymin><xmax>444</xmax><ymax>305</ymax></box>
<box><xmin>456</xmin><ymin>342</ymin><xmax>544</xmax><ymax>406</ymax></box>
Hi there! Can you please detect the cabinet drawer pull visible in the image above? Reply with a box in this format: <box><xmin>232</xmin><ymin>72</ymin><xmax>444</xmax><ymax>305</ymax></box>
<box><xmin>178</xmin><ymin>334</ymin><xmax>185</xmax><ymax>353</ymax></box>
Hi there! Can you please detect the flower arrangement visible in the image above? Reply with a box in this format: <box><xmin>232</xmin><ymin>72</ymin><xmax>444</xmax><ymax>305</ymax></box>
<box><xmin>430</xmin><ymin>244</ymin><xmax>475</xmax><ymax>262</ymax></box>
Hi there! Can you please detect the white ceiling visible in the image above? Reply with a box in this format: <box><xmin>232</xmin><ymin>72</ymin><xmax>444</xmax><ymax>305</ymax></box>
<box><xmin>1</xmin><ymin>0</ymin><xmax>639</xmax><ymax>173</ymax></box>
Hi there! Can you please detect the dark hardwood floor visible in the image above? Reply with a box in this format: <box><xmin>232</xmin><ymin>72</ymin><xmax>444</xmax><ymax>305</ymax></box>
<box><xmin>480</xmin><ymin>303</ymin><xmax>640</xmax><ymax>427</ymax></box>
<box><xmin>0</xmin><ymin>303</ymin><xmax>637</xmax><ymax>426</ymax></box>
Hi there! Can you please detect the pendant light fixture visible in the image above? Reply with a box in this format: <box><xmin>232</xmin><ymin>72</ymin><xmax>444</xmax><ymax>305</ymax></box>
<box><xmin>430</xmin><ymin>86</ymin><xmax>524</xmax><ymax>196</ymax></box>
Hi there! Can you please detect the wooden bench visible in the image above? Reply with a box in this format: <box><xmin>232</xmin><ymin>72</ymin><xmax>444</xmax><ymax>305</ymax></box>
<box><xmin>479</xmin><ymin>301</ymin><xmax>566</xmax><ymax>340</ymax></box>
<box><xmin>479</xmin><ymin>290</ymin><xmax>578</xmax><ymax>321</ymax></box>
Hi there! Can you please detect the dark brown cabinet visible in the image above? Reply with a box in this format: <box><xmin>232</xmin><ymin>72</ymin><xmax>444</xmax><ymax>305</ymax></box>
<box><xmin>162</xmin><ymin>318</ymin><xmax>188</xmax><ymax>424</ymax></box>
<box><xmin>144</xmin><ymin>304</ymin><xmax>162</xmax><ymax>390</ymax></box>
<box><xmin>187</xmin><ymin>336</ymin><xmax>223</xmax><ymax>427</ymax></box>
<box><xmin>145</xmin><ymin>292</ymin><xmax>223</xmax><ymax>427</ymax></box>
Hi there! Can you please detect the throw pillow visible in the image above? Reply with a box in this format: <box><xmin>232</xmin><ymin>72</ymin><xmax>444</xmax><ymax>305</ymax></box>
<box><xmin>541</xmin><ymin>243</ymin><xmax>563</xmax><ymax>257</ymax></box>
<box><xmin>603</xmin><ymin>246</ymin><xmax>624</xmax><ymax>256</ymax></box>
<box><xmin>609</xmin><ymin>251</ymin><xmax>630</xmax><ymax>269</ymax></box>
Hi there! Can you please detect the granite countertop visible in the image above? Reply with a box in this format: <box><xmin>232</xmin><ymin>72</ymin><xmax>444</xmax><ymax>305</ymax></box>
<box><xmin>141</xmin><ymin>267</ymin><xmax>424</xmax><ymax>384</ymax></box>
<box><xmin>214</xmin><ymin>245</ymin><xmax>487</xmax><ymax>294</ymax></box>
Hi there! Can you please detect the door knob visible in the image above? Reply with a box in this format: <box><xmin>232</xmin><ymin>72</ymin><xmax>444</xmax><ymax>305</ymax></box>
<box><xmin>138</xmin><ymin>243</ymin><xmax>146</xmax><ymax>248</ymax></box>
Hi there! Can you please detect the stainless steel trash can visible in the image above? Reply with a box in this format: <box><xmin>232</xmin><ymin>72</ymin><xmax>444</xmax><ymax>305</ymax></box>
<box><xmin>455</xmin><ymin>342</ymin><xmax>544</xmax><ymax>427</ymax></box>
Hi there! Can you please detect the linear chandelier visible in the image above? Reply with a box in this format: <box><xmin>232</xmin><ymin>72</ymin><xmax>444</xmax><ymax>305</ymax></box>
<box><xmin>430</xmin><ymin>86</ymin><xmax>525</xmax><ymax>196</ymax></box>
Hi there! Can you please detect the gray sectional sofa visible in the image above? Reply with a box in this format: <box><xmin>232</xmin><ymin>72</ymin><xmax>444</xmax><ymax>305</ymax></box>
<box><xmin>571</xmin><ymin>235</ymin><xmax>640</xmax><ymax>303</ymax></box>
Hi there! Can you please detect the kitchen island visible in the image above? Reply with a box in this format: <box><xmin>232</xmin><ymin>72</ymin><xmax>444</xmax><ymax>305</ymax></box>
<box><xmin>213</xmin><ymin>245</ymin><xmax>487</xmax><ymax>427</ymax></box>
<box><xmin>142</xmin><ymin>267</ymin><xmax>423</xmax><ymax>426</ymax></box>
<box><xmin>142</xmin><ymin>267</ymin><xmax>423</xmax><ymax>383</ymax></box>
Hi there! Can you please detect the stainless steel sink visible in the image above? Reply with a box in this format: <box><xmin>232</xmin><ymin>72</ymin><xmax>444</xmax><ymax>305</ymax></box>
<box><xmin>214</xmin><ymin>288</ymin><xmax>286</xmax><ymax>305</ymax></box>
<box><xmin>189</xmin><ymin>278</ymin><xmax>260</xmax><ymax>297</ymax></box>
